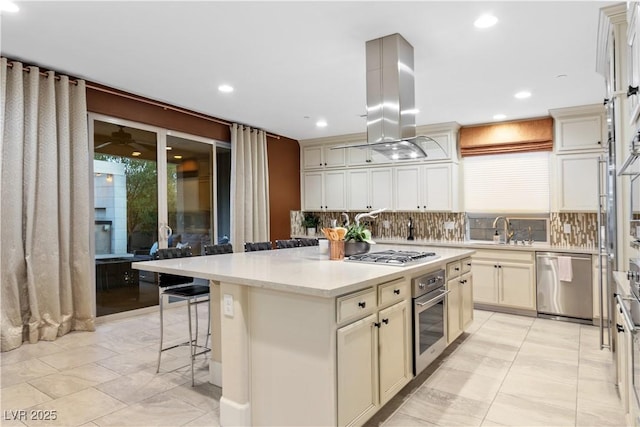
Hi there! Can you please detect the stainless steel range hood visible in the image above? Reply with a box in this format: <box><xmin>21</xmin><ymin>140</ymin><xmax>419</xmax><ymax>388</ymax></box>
<box><xmin>365</xmin><ymin>33</ymin><xmax>426</xmax><ymax>160</ymax></box>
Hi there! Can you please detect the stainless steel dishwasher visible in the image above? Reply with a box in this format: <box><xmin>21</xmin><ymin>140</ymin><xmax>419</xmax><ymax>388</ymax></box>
<box><xmin>536</xmin><ymin>252</ymin><xmax>593</xmax><ymax>323</ymax></box>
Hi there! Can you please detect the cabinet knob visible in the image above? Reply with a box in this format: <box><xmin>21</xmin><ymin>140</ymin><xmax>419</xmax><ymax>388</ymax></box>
<box><xmin>498</xmin><ymin>265</ymin><xmax>502</xmax><ymax>269</ymax></box>
<box><xmin>454</xmin><ymin>267</ymin><xmax>460</xmax><ymax>271</ymax></box>
<box><xmin>597</xmin><ymin>141</ymin><xmax>601</xmax><ymax>145</ymax></box>
<box><xmin>374</xmin><ymin>322</ymin><xmax>381</xmax><ymax>328</ymax></box>
<box><xmin>324</xmin><ymin>162</ymin><xmax>327</xmax><ymax>166</ymax></box>
<box><xmin>382</xmin><ymin>318</ymin><xmax>389</xmax><ymax>325</ymax></box>
<box><xmin>628</xmin><ymin>85</ymin><xmax>639</xmax><ymax>97</ymax></box>
<box><xmin>467</xmin><ymin>263</ymin><xmax>472</xmax><ymax>266</ymax></box>
<box><xmin>358</xmin><ymin>301</ymin><xmax>366</xmax><ymax>309</ymax></box>
<box><xmin>617</xmin><ymin>323</ymin><xmax>624</xmax><ymax>333</ymax></box>
<box><xmin>459</xmin><ymin>279</ymin><xmax>464</xmax><ymax>284</ymax></box>
<box><xmin>494</xmin><ymin>265</ymin><xmax>498</xmax><ymax>268</ymax></box>
<box><xmin>393</xmin><ymin>289</ymin><xmax>400</xmax><ymax>295</ymax></box>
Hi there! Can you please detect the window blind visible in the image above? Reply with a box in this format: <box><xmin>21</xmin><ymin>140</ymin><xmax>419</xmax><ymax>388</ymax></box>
<box><xmin>463</xmin><ymin>152</ymin><xmax>550</xmax><ymax>213</ymax></box>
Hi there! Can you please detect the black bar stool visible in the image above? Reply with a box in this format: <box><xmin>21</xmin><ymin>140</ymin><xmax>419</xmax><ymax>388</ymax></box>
<box><xmin>275</xmin><ymin>239</ymin><xmax>300</xmax><ymax>249</ymax></box>
<box><xmin>244</xmin><ymin>241</ymin><xmax>272</xmax><ymax>251</ymax></box>
<box><xmin>155</xmin><ymin>247</ymin><xmax>210</xmax><ymax>386</ymax></box>
<box><xmin>203</xmin><ymin>243</ymin><xmax>234</xmax><ymax>255</ymax></box>
<box><xmin>297</xmin><ymin>237</ymin><xmax>319</xmax><ymax>246</ymax></box>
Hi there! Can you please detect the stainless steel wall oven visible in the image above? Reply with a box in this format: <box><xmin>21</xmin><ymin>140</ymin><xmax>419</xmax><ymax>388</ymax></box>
<box><xmin>413</xmin><ymin>269</ymin><xmax>447</xmax><ymax>375</ymax></box>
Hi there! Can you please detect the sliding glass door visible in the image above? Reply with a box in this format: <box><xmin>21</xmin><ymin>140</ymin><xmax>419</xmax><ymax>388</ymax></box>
<box><xmin>90</xmin><ymin>114</ymin><xmax>229</xmax><ymax>317</ymax></box>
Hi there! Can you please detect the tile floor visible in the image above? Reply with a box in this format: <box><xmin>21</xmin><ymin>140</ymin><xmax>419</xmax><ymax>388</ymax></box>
<box><xmin>0</xmin><ymin>308</ymin><xmax>627</xmax><ymax>427</ymax></box>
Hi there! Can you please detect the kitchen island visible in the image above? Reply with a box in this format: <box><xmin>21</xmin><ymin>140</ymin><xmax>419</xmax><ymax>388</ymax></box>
<box><xmin>133</xmin><ymin>244</ymin><xmax>474</xmax><ymax>426</ymax></box>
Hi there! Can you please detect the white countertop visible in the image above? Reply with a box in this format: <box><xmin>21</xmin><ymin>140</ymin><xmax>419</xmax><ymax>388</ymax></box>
<box><xmin>132</xmin><ymin>244</ymin><xmax>474</xmax><ymax>298</ymax></box>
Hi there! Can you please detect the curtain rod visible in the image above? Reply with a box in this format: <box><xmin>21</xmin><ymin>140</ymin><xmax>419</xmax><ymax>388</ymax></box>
<box><xmin>5</xmin><ymin>60</ymin><xmax>281</xmax><ymax>139</ymax></box>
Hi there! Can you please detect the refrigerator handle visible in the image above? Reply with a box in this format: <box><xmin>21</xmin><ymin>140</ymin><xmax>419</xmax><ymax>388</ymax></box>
<box><xmin>597</xmin><ymin>157</ymin><xmax>611</xmax><ymax>350</ymax></box>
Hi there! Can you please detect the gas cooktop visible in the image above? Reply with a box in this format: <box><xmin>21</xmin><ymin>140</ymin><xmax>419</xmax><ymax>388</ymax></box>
<box><xmin>345</xmin><ymin>250</ymin><xmax>439</xmax><ymax>266</ymax></box>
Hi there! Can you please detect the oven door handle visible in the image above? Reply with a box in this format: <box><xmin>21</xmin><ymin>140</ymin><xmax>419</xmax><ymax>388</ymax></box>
<box><xmin>416</xmin><ymin>289</ymin><xmax>450</xmax><ymax>307</ymax></box>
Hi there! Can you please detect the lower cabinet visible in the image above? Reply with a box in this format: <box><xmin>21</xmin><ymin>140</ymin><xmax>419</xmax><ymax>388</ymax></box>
<box><xmin>471</xmin><ymin>249</ymin><xmax>535</xmax><ymax>311</ymax></box>
<box><xmin>337</xmin><ymin>288</ymin><xmax>412</xmax><ymax>426</ymax></box>
<box><xmin>446</xmin><ymin>257</ymin><xmax>473</xmax><ymax>344</ymax></box>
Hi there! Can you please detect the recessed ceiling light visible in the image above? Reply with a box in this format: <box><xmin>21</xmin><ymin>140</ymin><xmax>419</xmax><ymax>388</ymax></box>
<box><xmin>493</xmin><ymin>114</ymin><xmax>507</xmax><ymax>120</ymax></box>
<box><xmin>316</xmin><ymin>120</ymin><xmax>328</xmax><ymax>128</ymax></box>
<box><xmin>174</xmin><ymin>155</ymin><xmax>183</xmax><ymax>159</ymax></box>
<box><xmin>474</xmin><ymin>14</ymin><xmax>498</xmax><ymax>29</ymax></box>
<box><xmin>514</xmin><ymin>91</ymin><xmax>532</xmax><ymax>99</ymax></box>
<box><xmin>0</xmin><ymin>0</ymin><xmax>19</xmax><ymax>13</ymax></box>
<box><xmin>131</xmin><ymin>151</ymin><xmax>141</xmax><ymax>157</ymax></box>
<box><xmin>218</xmin><ymin>84</ymin><xmax>234</xmax><ymax>93</ymax></box>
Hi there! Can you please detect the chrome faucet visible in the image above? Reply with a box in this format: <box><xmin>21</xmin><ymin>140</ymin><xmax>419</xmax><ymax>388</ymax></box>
<box><xmin>492</xmin><ymin>216</ymin><xmax>513</xmax><ymax>244</ymax></box>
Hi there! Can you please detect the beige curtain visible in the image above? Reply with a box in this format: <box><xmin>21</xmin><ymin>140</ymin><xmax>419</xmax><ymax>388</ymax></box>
<box><xmin>230</xmin><ymin>123</ymin><xmax>270</xmax><ymax>250</ymax></box>
<box><xmin>1</xmin><ymin>58</ymin><xmax>95</xmax><ymax>352</ymax></box>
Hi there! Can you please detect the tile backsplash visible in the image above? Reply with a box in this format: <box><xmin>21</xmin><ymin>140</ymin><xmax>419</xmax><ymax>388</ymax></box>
<box><xmin>549</xmin><ymin>212</ymin><xmax>598</xmax><ymax>247</ymax></box>
<box><xmin>292</xmin><ymin>210</ymin><xmax>599</xmax><ymax>248</ymax></box>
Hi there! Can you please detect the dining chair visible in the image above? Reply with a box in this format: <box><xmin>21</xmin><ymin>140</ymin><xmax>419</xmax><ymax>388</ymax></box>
<box><xmin>244</xmin><ymin>241</ymin><xmax>273</xmax><ymax>251</ymax></box>
<box><xmin>155</xmin><ymin>247</ymin><xmax>210</xmax><ymax>386</ymax></box>
<box><xmin>275</xmin><ymin>239</ymin><xmax>300</xmax><ymax>249</ymax></box>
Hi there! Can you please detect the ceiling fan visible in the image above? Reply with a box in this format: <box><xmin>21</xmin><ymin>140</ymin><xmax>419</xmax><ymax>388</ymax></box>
<box><xmin>95</xmin><ymin>125</ymin><xmax>150</xmax><ymax>152</ymax></box>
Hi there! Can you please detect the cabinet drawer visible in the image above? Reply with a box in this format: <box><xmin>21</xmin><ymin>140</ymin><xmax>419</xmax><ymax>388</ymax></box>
<box><xmin>461</xmin><ymin>257</ymin><xmax>472</xmax><ymax>274</ymax></box>
<box><xmin>378</xmin><ymin>278</ymin><xmax>409</xmax><ymax>307</ymax></box>
<box><xmin>337</xmin><ymin>288</ymin><xmax>376</xmax><ymax>323</ymax></box>
<box><xmin>447</xmin><ymin>261</ymin><xmax>462</xmax><ymax>279</ymax></box>
<box><xmin>472</xmin><ymin>249</ymin><xmax>534</xmax><ymax>263</ymax></box>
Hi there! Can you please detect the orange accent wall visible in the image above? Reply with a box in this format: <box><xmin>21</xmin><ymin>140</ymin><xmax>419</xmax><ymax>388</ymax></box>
<box><xmin>267</xmin><ymin>137</ymin><xmax>301</xmax><ymax>241</ymax></box>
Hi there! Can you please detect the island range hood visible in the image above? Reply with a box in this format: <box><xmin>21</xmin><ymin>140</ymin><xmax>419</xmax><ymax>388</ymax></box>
<box><xmin>364</xmin><ymin>33</ymin><xmax>426</xmax><ymax>160</ymax></box>
<box><xmin>333</xmin><ymin>33</ymin><xmax>444</xmax><ymax>159</ymax></box>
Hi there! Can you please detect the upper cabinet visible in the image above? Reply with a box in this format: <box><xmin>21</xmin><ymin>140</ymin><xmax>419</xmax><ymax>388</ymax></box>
<box><xmin>550</xmin><ymin>105</ymin><xmax>607</xmax><ymax>153</ymax></box>
<box><xmin>302</xmin><ymin>145</ymin><xmax>346</xmax><ymax>169</ymax></box>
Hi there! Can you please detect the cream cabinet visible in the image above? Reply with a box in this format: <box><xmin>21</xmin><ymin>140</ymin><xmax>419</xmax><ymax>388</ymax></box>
<box><xmin>446</xmin><ymin>257</ymin><xmax>473</xmax><ymax>344</ymax></box>
<box><xmin>347</xmin><ymin>145</ymin><xmax>391</xmax><ymax>167</ymax></box>
<box><xmin>550</xmin><ymin>105</ymin><xmax>606</xmax><ymax>153</ymax></box>
<box><xmin>302</xmin><ymin>170</ymin><xmax>346</xmax><ymax>211</ymax></box>
<box><xmin>303</xmin><ymin>145</ymin><xmax>346</xmax><ymax>170</ymax></box>
<box><xmin>471</xmin><ymin>249</ymin><xmax>536</xmax><ymax>312</ymax></box>
<box><xmin>336</xmin><ymin>278</ymin><xmax>412</xmax><ymax>427</ymax></box>
<box><xmin>394</xmin><ymin>163</ymin><xmax>459</xmax><ymax>212</ymax></box>
<box><xmin>554</xmin><ymin>152</ymin><xmax>601</xmax><ymax>212</ymax></box>
<box><xmin>615</xmin><ymin>298</ymin><xmax>633</xmax><ymax>422</ymax></box>
<box><xmin>347</xmin><ymin>168</ymin><xmax>393</xmax><ymax>211</ymax></box>
<box><xmin>337</xmin><ymin>313</ymin><xmax>378</xmax><ymax>427</ymax></box>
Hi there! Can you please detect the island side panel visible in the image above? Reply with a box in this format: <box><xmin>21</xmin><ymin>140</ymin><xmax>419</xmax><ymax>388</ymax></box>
<box><xmin>209</xmin><ymin>280</ymin><xmax>222</xmax><ymax>386</ymax></box>
<box><xmin>248</xmin><ymin>286</ymin><xmax>337</xmax><ymax>426</ymax></box>
<box><xmin>219</xmin><ymin>282</ymin><xmax>252</xmax><ymax>426</ymax></box>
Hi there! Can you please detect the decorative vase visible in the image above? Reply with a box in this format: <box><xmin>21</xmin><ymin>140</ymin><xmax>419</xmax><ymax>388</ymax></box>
<box><xmin>306</xmin><ymin>227</ymin><xmax>316</xmax><ymax>236</ymax></box>
<box><xmin>344</xmin><ymin>241</ymin><xmax>370</xmax><ymax>256</ymax></box>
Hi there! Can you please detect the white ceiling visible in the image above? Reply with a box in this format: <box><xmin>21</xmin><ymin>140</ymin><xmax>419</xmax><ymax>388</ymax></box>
<box><xmin>1</xmin><ymin>1</ymin><xmax>617</xmax><ymax>141</ymax></box>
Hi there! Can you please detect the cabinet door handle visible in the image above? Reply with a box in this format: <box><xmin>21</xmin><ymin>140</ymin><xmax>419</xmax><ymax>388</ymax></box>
<box><xmin>393</xmin><ymin>289</ymin><xmax>400</xmax><ymax>295</ymax></box>
<box><xmin>374</xmin><ymin>322</ymin><xmax>381</xmax><ymax>328</ymax></box>
<box><xmin>382</xmin><ymin>318</ymin><xmax>389</xmax><ymax>325</ymax></box>
<box><xmin>454</xmin><ymin>267</ymin><xmax>460</xmax><ymax>271</ymax></box>
<box><xmin>358</xmin><ymin>301</ymin><xmax>366</xmax><ymax>309</ymax></box>
<box><xmin>628</xmin><ymin>85</ymin><xmax>639</xmax><ymax>97</ymax></box>
<box><xmin>466</xmin><ymin>263</ymin><xmax>472</xmax><ymax>266</ymax></box>
<box><xmin>617</xmin><ymin>323</ymin><xmax>624</xmax><ymax>333</ymax></box>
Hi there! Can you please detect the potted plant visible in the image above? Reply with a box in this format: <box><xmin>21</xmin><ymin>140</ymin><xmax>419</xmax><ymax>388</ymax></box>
<box><xmin>302</xmin><ymin>213</ymin><xmax>320</xmax><ymax>236</ymax></box>
<box><xmin>344</xmin><ymin>222</ymin><xmax>375</xmax><ymax>256</ymax></box>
